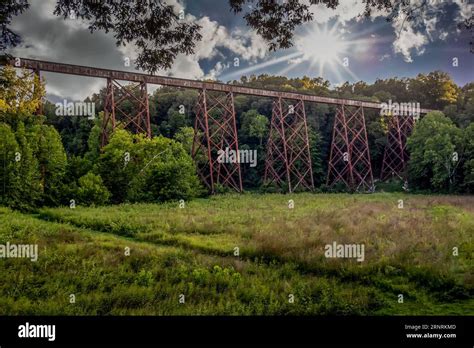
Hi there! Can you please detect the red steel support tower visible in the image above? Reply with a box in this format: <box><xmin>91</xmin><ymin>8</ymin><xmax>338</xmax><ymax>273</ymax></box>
<box><xmin>101</xmin><ymin>78</ymin><xmax>151</xmax><ymax>147</ymax></box>
<box><xmin>192</xmin><ymin>89</ymin><xmax>242</xmax><ymax>193</ymax></box>
<box><xmin>264</xmin><ymin>98</ymin><xmax>314</xmax><ymax>193</ymax></box>
<box><xmin>380</xmin><ymin>114</ymin><xmax>415</xmax><ymax>181</ymax></box>
<box><xmin>327</xmin><ymin>104</ymin><xmax>374</xmax><ymax>191</ymax></box>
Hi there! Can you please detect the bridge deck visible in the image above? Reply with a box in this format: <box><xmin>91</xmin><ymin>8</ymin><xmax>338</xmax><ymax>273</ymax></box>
<box><xmin>2</xmin><ymin>56</ymin><xmax>432</xmax><ymax>113</ymax></box>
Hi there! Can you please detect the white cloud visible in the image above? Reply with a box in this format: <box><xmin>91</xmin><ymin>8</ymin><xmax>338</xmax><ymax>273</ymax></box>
<box><xmin>389</xmin><ymin>0</ymin><xmax>472</xmax><ymax>62</ymax></box>
<box><xmin>192</xmin><ymin>17</ymin><xmax>267</xmax><ymax>63</ymax></box>
<box><xmin>453</xmin><ymin>0</ymin><xmax>472</xmax><ymax>22</ymax></box>
<box><xmin>439</xmin><ymin>31</ymin><xmax>449</xmax><ymax>40</ymax></box>
<box><xmin>205</xmin><ymin>61</ymin><xmax>230</xmax><ymax>80</ymax></box>
<box><xmin>309</xmin><ymin>0</ymin><xmax>367</xmax><ymax>24</ymax></box>
<box><xmin>288</xmin><ymin>57</ymin><xmax>304</xmax><ymax>65</ymax></box>
<box><xmin>392</xmin><ymin>16</ymin><xmax>428</xmax><ymax>63</ymax></box>
<box><xmin>118</xmin><ymin>10</ymin><xmax>267</xmax><ymax>80</ymax></box>
<box><xmin>222</xmin><ymin>28</ymin><xmax>267</xmax><ymax>62</ymax></box>
<box><xmin>306</xmin><ymin>0</ymin><xmax>469</xmax><ymax>64</ymax></box>
<box><xmin>424</xmin><ymin>17</ymin><xmax>438</xmax><ymax>41</ymax></box>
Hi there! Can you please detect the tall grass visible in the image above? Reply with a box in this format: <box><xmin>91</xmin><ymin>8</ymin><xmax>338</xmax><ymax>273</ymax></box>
<box><xmin>0</xmin><ymin>193</ymin><xmax>472</xmax><ymax>315</ymax></box>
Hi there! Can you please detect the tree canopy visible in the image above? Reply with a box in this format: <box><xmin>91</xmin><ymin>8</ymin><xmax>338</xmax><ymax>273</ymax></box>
<box><xmin>2</xmin><ymin>0</ymin><xmax>472</xmax><ymax>73</ymax></box>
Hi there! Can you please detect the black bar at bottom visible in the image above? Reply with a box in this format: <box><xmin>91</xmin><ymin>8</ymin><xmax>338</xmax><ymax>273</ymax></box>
<box><xmin>0</xmin><ymin>316</ymin><xmax>472</xmax><ymax>346</ymax></box>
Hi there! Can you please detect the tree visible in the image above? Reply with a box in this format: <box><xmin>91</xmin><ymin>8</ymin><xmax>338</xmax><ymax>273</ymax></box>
<box><xmin>240</xmin><ymin>109</ymin><xmax>268</xmax><ymax>145</ymax></box>
<box><xmin>84</xmin><ymin>123</ymin><xmax>101</xmax><ymax>164</ymax></box>
<box><xmin>150</xmin><ymin>88</ymin><xmax>197</xmax><ymax>136</ymax></box>
<box><xmin>97</xmin><ymin>129</ymin><xmax>202</xmax><ymax>203</ymax></box>
<box><xmin>77</xmin><ymin>172</ymin><xmax>110</xmax><ymax>206</ymax></box>
<box><xmin>462</xmin><ymin>123</ymin><xmax>474</xmax><ymax>192</ymax></box>
<box><xmin>10</xmin><ymin>121</ymin><xmax>42</xmax><ymax>210</ymax></box>
<box><xmin>308</xmin><ymin>127</ymin><xmax>324</xmax><ymax>187</ymax></box>
<box><xmin>443</xmin><ymin>83</ymin><xmax>474</xmax><ymax>128</ymax></box>
<box><xmin>127</xmin><ymin>135</ymin><xmax>202</xmax><ymax>202</ymax></box>
<box><xmin>409</xmin><ymin>71</ymin><xmax>459</xmax><ymax>110</ymax></box>
<box><xmin>96</xmin><ymin>129</ymin><xmax>135</xmax><ymax>203</ymax></box>
<box><xmin>0</xmin><ymin>122</ymin><xmax>20</xmax><ymax>206</ymax></box>
<box><xmin>0</xmin><ymin>60</ymin><xmax>70</xmax><ymax>209</ymax></box>
<box><xmin>160</xmin><ymin>109</ymin><xmax>188</xmax><ymax>138</ymax></box>
<box><xmin>249</xmin><ymin>114</ymin><xmax>268</xmax><ymax>146</ymax></box>
<box><xmin>174</xmin><ymin>126</ymin><xmax>194</xmax><ymax>156</ymax></box>
<box><xmin>367</xmin><ymin>118</ymin><xmax>386</xmax><ymax>178</ymax></box>
<box><xmin>0</xmin><ymin>65</ymin><xmax>45</xmax><ymax>123</ymax></box>
<box><xmin>28</xmin><ymin>124</ymin><xmax>68</xmax><ymax>206</ymax></box>
<box><xmin>0</xmin><ymin>120</ymin><xmax>68</xmax><ymax>209</ymax></box>
<box><xmin>407</xmin><ymin>111</ymin><xmax>464</xmax><ymax>191</ymax></box>
<box><xmin>0</xmin><ymin>0</ymin><xmax>29</xmax><ymax>50</ymax></box>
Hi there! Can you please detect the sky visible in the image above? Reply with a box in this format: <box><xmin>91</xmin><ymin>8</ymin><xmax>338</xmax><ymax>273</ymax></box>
<box><xmin>6</xmin><ymin>0</ymin><xmax>474</xmax><ymax>101</ymax></box>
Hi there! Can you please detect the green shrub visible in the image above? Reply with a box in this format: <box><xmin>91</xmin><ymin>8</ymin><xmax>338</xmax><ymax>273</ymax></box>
<box><xmin>99</xmin><ymin>130</ymin><xmax>203</xmax><ymax>203</ymax></box>
<box><xmin>376</xmin><ymin>179</ymin><xmax>405</xmax><ymax>192</ymax></box>
<box><xmin>77</xmin><ymin>172</ymin><xmax>110</xmax><ymax>206</ymax></box>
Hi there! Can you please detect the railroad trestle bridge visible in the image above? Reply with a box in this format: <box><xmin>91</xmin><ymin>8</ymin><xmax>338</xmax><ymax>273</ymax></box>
<box><xmin>1</xmin><ymin>56</ymin><xmax>431</xmax><ymax>193</ymax></box>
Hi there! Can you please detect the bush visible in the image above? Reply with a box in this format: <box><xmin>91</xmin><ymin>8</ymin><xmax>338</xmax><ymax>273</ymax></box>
<box><xmin>320</xmin><ymin>182</ymin><xmax>347</xmax><ymax>193</ymax></box>
<box><xmin>77</xmin><ymin>172</ymin><xmax>110</xmax><ymax>206</ymax></box>
<box><xmin>96</xmin><ymin>130</ymin><xmax>135</xmax><ymax>203</ymax></box>
<box><xmin>127</xmin><ymin>135</ymin><xmax>203</xmax><ymax>202</ymax></box>
<box><xmin>98</xmin><ymin>130</ymin><xmax>203</xmax><ymax>203</ymax></box>
<box><xmin>376</xmin><ymin>179</ymin><xmax>405</xmax><ymax>192</ymax></box>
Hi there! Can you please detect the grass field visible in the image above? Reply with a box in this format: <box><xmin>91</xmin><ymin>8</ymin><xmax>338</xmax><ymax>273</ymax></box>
<box><xmin>0</xmin><ymin>193</ymin><xmax>473</xmax><ymax>315</ymax></box>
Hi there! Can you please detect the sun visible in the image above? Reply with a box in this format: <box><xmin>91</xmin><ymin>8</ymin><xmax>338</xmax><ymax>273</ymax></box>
<box><xmin>298</xmin><ymin>24</ymin><xmax>346</xmax><ymax>66</ymax></box>
<box><xmin>219</xmin><ymin>22</ymin><xmax>363</xmax><ymax>82</ymax></box>
<box><xmin>294</xmin><ymin>23</ymin><xmax>350</xmax><ymax>78</ymax></box>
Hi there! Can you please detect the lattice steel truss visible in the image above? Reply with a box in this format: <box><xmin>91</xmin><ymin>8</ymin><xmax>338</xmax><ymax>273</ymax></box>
<box><xmin>264</xmin><ymin>98</ymin><xmax>314</xmax><ymax>193</ymax></box>
<box><xmin>380</xmin><ymin>114</ymin><xmax>415</xmax><ymax>181</ymax></box>
<box><xmin>101</xmin><ymin>78</ymin><xmax>151</xmax><ymax>147</ymax></box>
<box><xmin>192</xmin><ymin>89</ymin><xmax>242</xmax><ymax>193</ymax></box>
<box><xmin>327</xmin><ymin>104</ymin><xmax>374</xmax><ymax>191</ymax></box>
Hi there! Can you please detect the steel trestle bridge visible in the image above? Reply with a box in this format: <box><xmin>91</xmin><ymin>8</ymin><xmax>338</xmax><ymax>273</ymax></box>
<box><xmin>1</xmin><ymin>56</ymin><xmax>430</xmax><ymax>193</ymax></box>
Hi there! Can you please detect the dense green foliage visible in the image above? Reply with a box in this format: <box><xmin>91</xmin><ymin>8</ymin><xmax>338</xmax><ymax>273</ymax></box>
<box><xmin>77</xmin><ymin>172</ymin><xmax>110</xmax><ymax>206</ymax></box>
<box><xmin>0</xmin><ymin>121</ymin><xmax>54</xmax><ymax>211</ymax></box>
<box><xmin>463</xmin><ymin>124</ymin><xmax>474</xmax><ymax>192</ymax></box>
<box><xmin>407</xmin><ymin>112</ymin><xmax>467</xmax><ymax>192</ymax></box>
<box><xmin>30</xmin><ymin>124</ymin><xmax>68</xmax><ymax>206</ymax></box>
<box><xmin>97</xmin><ymin>130</ymin><xmax>203</xmax><ymax>203</ymax></box>
<box><xmin>0</xmin><ymin>64</ymin><xmax>203</xmax><ymax>208</ymax></box>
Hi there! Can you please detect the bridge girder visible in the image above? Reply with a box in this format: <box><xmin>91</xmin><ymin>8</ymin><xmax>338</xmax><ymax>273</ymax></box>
<box><xmin>2</xmin><ymin>56</ymin><xmax>433</xmax><ymax>114</ymax></box>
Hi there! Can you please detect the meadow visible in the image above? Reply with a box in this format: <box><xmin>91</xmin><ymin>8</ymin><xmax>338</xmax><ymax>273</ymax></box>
<box><xmin>0</xmin><ymin>193</ymin><xmax>473</xmax><ymax>315</ymax></box>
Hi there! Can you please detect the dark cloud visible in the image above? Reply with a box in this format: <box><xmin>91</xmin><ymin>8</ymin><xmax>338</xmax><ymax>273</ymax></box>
<box><xmin>8</xmin><ymin>0</ymin><xmax>142</xmax><ymax>100</ymax></box>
